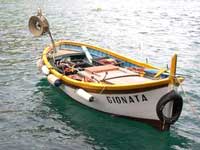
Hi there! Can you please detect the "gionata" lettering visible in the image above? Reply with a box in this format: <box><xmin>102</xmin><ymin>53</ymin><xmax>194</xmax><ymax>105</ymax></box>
<box><xmin>106</xmin><ymin>94</ymin><xmax>148</xmax><ymax>104</ymax></box>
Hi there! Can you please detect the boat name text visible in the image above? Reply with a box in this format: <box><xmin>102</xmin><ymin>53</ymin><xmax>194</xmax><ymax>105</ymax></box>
<box><xmin>106</xmin><ymin>94</ymin><xmax>148</xmax><ymax>104</ymax></box>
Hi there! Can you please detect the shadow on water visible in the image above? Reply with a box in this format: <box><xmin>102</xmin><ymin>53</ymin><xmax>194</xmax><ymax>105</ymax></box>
<box><xmin>35</xmin><ymin>79</ymin><xmax>192</xmax><ymax>150</ymax></box>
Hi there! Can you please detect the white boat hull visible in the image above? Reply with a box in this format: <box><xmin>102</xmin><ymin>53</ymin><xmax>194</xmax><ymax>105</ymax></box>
<box><xmin>59</xmin><ymin>84</ymin><xmax>171</xmax><ymax>122</ymax></box>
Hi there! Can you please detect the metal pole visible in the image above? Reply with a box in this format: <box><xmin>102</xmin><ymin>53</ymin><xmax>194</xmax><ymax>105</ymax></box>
<box><xmin>48</xmin><ymin>30</ymin><xmax>56</xmax><ymax>53</ymax></box>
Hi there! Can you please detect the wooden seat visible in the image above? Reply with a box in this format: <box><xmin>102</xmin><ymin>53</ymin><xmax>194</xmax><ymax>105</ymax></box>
<box><xmin>105</xmin><ymin>76</ymin><xmax>151</xmax><ymax>84</ymax></box>
<box><xmin>85</xmin><ymin>64</ymin><xmax>119</xmax><ymax>73</ymax></box>
<box><xmin>77</xmin><ymin>65</ymin><xmax>151</xmax><ymax>84</ymax></box>
<box><xmin>54</xmin><ymin>49</ymin><xmax>84</xmax><ymax>57</ymax></box>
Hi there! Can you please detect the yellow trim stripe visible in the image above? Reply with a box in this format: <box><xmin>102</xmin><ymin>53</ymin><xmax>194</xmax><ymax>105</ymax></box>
<box><xmin>169</xmin><ymin>54</ymin><xmax>177</xmax><ymax>84</ymax></box>
<box><xmin>42</xmin><ymin>40</ymin><xmax>174</xmax><ymax>91</ymax></box>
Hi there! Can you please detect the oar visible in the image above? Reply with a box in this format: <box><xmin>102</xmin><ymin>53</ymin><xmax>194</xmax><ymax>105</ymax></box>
<box><xmin>154</xmin><ymin>69</ymin><xmax>167</xmax><ymax>78</ymax></box>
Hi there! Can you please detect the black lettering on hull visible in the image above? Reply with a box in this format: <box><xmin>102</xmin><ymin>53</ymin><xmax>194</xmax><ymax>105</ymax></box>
<box><xmin>142</xmin><ymin>94</ymin><xmax>148</xmax><ymax>101</ymax></box>
<box><xmin>106</xmin><ymin>96</ymin><xmax>112</xmax><ymax>103</ymax></box>
<box><xmin>134</xmin><ymin>95</ymin><xmax>140</xmax><ymax>102</ymax></box>
<box><xmin>121</xmin><ymin>97</ymin><xmax>127</xmax><ymax>103</ymax></box>
<box><xmin>116</xmin><ymin>97</ymin><xmax>121</xmax><ymax>104</ymax></box>
<box><xmin>129</xmin><ymin>96</ymin><xmax>135</xmax><ymax>103</ymax></box>
<box><xmin>106</xmin><ymin>94</ymin><xmax>148</xmax><ymax>104</ymax></box>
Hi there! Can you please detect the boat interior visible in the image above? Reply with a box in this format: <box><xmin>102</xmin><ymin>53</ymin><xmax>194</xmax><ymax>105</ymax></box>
<box><xmin>49</xmin><ymin>45</ymin><xmax>169</xmax><ymax>85</ymax></box>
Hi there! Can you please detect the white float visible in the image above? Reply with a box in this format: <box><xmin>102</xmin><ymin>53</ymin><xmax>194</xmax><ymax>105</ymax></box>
<box><xmin>47</xmin><ymin>74</ymin><xmax>62</xmax><ymax>87</ymax></box>
<box><xmin>76</xmin><ymin>88</ymin><xmax>94</xmax><ymax>102</ymax></box>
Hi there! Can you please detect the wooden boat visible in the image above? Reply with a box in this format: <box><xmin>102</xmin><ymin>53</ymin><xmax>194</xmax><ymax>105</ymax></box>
<box><xmin>29</xmin><ymin>11</ymin><xmax>184</xmax><ymax>131</ymax></box>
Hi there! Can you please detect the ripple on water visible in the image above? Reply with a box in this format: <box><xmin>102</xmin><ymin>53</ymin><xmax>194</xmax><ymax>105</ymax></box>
<box><xmin>1</xmin><ymin>0</ymin><xmax>200</xmax><ymax>150</ymax></box>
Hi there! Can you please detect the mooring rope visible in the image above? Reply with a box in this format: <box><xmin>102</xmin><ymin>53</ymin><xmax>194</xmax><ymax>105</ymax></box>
<box><xmin>99</xmin><ymin>84</ymin><xmax>107</xmax><ymax>94</ymax></box>
<box><xmin>176</xmin><ymin>77</ymin><xmax>200</xmax><ymax>120</ymax></box>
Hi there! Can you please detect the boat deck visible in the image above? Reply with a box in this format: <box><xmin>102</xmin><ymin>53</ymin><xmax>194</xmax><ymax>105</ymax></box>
<box><xmin>78</xmin><ymin>64</ymin><xmax>151</xmax><ymax>84</ymax></box>
<box><xmin>50</xmin><ymin>48</ymin><xmax>154</xmax><ymax>85</ymax></box>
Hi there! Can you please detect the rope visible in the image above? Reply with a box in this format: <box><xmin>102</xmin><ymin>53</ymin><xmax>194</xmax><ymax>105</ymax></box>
<box><xmin>99</xmin><ymin>83</ymin><xmax>107</xmax><ymax>94</ymax></box>
<box><xmin>176</xmin><ymin>78</ymin><xmax>200</xmax><ymax>120</ymax></box>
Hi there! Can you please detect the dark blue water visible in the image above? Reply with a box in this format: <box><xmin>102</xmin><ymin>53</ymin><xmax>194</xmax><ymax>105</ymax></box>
<box><xmin>0</xmin><ymin>0</ymin><xmax>200</xmax><ymax>149</ymax></box>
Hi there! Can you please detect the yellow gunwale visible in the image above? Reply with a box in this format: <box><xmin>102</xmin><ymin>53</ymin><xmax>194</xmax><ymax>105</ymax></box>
<box><xmin>42</xmin><ymin>40</ymin><xmax>171</xmax><ymax>91</ymax></box>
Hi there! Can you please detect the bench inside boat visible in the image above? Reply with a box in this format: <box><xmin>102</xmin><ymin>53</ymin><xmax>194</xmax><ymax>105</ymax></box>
<box><xmin>78</xmin><ymin>65</ymin><xmax>151</xmax><ymax>84</ymax></box>
<box><xmin>52</xmin><ymin>49</ymin><xmax>153</xmax><ymax>84</ymax></box>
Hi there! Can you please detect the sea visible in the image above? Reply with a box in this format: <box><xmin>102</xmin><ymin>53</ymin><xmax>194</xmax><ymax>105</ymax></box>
<box><xmin>0</xmin><ymin>0</ymin><xmax>200</xmax><ymax>149</ymax></box>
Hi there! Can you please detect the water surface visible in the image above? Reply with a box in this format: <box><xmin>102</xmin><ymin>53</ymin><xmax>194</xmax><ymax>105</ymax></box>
<box><xmin>0</xmin><ymin>0</ymin><xmax>200</xmax><ymax>149</ymax></box>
